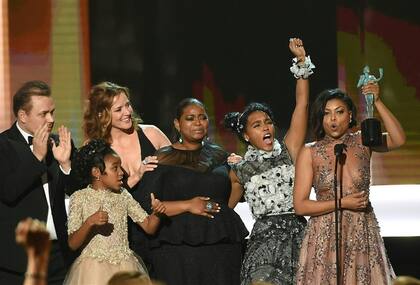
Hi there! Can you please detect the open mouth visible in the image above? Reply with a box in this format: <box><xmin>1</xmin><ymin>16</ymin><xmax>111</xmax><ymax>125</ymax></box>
<box><xmin>263</xmin><ymin>133</ymin><xmax>273</xmax><ymax>145</ymax></box>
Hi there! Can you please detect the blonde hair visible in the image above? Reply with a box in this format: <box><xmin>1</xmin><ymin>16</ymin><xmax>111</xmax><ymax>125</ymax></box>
<box><xmin>84</xmin><ymin>81</ymin><xmax>142</xmax><ymax>143</ymax></box>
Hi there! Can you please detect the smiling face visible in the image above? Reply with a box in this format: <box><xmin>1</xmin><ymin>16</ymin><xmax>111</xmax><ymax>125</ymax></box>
<box><xmin>175</xmin><ymin>103</ymin><xmax>209</xmax><ymax>144</ymax></box>
<box><xmin>110</xmin><ymin>92</ymin><xmax>134</xmax><ymax>131</ymax></box>
<box><xmin>18</xmin><ymin>95</ymin><xmax>55</xmax><ymax>135</ymax></box>
<box><xmin>97</xmin><ymin>154</ymin><xmax>124</xmax><ymax>192</ymax></box>
<box><xmin>323</xmin><ymin>98</ymin><xmax>352</xmax><ymax>139</ymax></box>
<box><xmin>244</xmin><ymin>111</ymin><xmax>275</xmax><ymax>151</ymax></box>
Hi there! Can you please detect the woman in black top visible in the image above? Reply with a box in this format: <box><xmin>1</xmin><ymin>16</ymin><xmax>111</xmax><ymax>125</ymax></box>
<box><xmin>132</xmin><ymin>98</ymin><xmax>248</xmax><ymax>285</ymax></box>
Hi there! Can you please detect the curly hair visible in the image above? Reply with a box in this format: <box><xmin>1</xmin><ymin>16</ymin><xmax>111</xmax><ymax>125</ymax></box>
<box><xmin>72</xmin><ymin>139</ymin><xmax>117</xmax><ymax>186</ymax></box>
<box><xmin>310</xmin><ymin>88</ymin><xmax>357</xmax><ymax>140</ymax></box>
<box><xmin>83</xmin><ymin>82</ymin><xmax>142</xmax><ymax>143</ymax></box>
<box><xmin>224</xmin><ymin>102</ymin><xmax>274</xmax><ymax>143</ymax></box>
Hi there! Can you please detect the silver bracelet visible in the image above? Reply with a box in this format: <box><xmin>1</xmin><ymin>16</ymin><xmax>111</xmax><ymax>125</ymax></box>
<box><xmin>290</xmin><ymin>55</ymin><xmax>315</xmax><ymax>79</ymax></box>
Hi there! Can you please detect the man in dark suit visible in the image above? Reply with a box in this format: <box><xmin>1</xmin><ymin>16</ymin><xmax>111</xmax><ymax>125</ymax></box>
<box><xmin>0</xmin><ymin>81</ymin><xmax>77</xmax><ymax>285</ymax></box>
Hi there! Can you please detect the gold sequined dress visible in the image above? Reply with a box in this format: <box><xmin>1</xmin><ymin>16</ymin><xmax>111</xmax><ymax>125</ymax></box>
<box><xmin>296</xmin><ymin>131</ymin><xmax>395</xmax><ymax>285</ymax></box>
<box><xmin>64</xmin><ymin>186</ymin><xmax>149</xmax><ymax>285</ymax></box>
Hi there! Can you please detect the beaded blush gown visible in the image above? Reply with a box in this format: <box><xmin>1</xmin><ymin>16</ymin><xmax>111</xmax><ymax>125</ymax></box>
<box><xmin>63</xmin><ymin>187</ymin><xmax>149</xmax><ymax>285</ymax></box>
<box><xmin>296</xmin><ymin>131</ymin><xmax>395</xmax><ymax>285</ymax></box>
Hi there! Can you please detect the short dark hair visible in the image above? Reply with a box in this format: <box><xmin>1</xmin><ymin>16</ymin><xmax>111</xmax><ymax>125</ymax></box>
<box><xmin>310</xmin><ymin>88</ymin><xmax>357</xmax><ymax>140</ymax></box>
<box><xmin>224</xmin><ymin>102</ymin><xmax>274</xmax><ymax>143</ymax></box>
<box><xmin>13</xmin><ymin>80</ymin><xmax>51</xmax><ymax>116</ymax></box>
<box><xmin>172</xmin><ymin>98</ymin><xmax>206</xmax><ymax>142</ymax></box>
<box><xmin>175</xmin><ymin>98</ymin><xmax>206</xmax><ymax>120</ymax></box>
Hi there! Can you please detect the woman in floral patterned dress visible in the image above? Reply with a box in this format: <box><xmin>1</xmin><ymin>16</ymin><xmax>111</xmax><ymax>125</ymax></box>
<box><xmin>224</xmin><ymin>38</ymin><xmax>313</xmax><ymax>285</ymax></box>
<box><xmin>293</xmin><ymin>85</ymin><xmax>405</xmax><ymax>284</ymax></box>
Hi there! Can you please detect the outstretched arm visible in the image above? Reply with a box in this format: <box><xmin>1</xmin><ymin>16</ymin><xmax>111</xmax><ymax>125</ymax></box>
<box><xmin>162</xmin><ymin>197</ymin><xmax>220</xmax><ymax>218</ymax></box>
<box><xmin>362</xmin><ymin>83</ymin><xmax>406</xmax><ymax>152</ymax></box>
<box><xmin>137</xmin><ymin>193</ymin><xmax>165</xmax><ymax>234</ymax></box>
<box><xmin>284</xmin><ymin>38</ymin><xmax>310</xmax><ymax>163</ymax></box>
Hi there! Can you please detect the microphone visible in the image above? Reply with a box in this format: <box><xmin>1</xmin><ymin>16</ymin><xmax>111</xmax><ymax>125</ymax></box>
<box><xmin>334</xmin><ymin>143</ymin><xmax>346</xmax><ymax>156</ymax></box>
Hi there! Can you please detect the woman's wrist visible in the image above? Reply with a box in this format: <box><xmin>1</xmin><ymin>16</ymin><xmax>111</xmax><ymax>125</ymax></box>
<box><xmin>25</xmin><ymin>272</ymin><xmax>47</xmax><ymax>280</ymax></box>
<box><xmin>297</xmin><ymin>55</ymin><xmax>305</xmax><ymax>63</ymax></box>
<box><xmin>26</xmin><ymin>258</ymin><xmax>48</xmax><ymax>279</ymax></box>
<box><xmin>340</xmin><ymin>198</ymin><xmax>346</xmax><ymax>209</ymax></box>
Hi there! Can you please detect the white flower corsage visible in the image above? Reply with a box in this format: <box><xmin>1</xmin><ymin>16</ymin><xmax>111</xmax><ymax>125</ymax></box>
<box><xmin>290</xmin><ymin>55</ymin><xmax>315</xmax><ymax>79</ymax></box>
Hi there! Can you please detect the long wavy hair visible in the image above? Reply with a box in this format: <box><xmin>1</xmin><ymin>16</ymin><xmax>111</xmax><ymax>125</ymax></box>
<box><xmin>310</xmin><ymin>88</ymin><xmax>357</xmax><ymax>140</ymax></box>
<box><xmin>83</xmin><ymin>82</ymin><xmax>142</xmax><ymax>143</ymax></box>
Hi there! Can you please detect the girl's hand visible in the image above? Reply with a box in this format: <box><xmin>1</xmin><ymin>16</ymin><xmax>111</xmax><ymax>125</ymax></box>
<box><xmin>289</xmin><ymin>38</ymin><xmax>306</xmax><ymax>62</ymax></box>
<box><xmin>341</xmin><ymin>191</ymin><xmax>368</xmax><ymax>210</ymax></box>
<box><xmin>151</xmin><ymin>193</ymin><xmax>166</xmax><ymax>215</ymax></box>
<box><xmin>361</xmin><ymin>81</ymin><xmax>380</xmax><ymax>102</ymax></box>
<box><xmin>87</xmin><ymin>206</ymin><xmax>108</xmax><ymax>226</ymax></box>
<box><xmin>188</xmin><ymin>197</ymin><xmax>220</xmax><ymax>219</ymax></box>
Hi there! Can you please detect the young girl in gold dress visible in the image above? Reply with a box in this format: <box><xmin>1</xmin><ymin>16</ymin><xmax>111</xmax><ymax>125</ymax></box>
<box><xmin>64</xmin><ymin>139</ymin><xmax>165</xmax><ymax>285</ymax></box>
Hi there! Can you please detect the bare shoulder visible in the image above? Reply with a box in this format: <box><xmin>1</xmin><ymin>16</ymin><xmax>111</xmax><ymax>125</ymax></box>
<box><xmin>140</xmin><ymin>124</ymin><xmax>171</xmax><ymax>148</ymax></box>
<box><xmin>297</xmin><ymin>143</ymin><xmax>313</xmax><ymax>160</ymax></box>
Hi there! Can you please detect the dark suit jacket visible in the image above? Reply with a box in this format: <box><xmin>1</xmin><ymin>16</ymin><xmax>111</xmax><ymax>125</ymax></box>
<box><xmin>0</xmin><ymin>123</ymin><xmax>77</xmax><ymax>273</ymax></box>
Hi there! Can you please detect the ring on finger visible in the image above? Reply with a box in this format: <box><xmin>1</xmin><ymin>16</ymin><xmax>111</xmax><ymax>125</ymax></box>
<box><xmin>142</xmin><ymin>158</ymin><xmax>149</xmax><ymax>165</ymax></box>
<box><xmin>205</xmin><ymin>201</ymin><xmax>213</xmax><ymax>211</ymax></box>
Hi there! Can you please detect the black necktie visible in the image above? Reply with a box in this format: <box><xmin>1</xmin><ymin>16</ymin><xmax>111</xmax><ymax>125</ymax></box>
<box><xmin>28</xmin><ymin>136</ymin><xmax>33</xmax><ymax>146</ymax></box>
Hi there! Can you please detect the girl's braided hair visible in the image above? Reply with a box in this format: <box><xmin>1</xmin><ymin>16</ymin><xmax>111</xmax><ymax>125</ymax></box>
<box><xmin>72</xmin><ymin>139</ymin><xmax>117</xmax><ymax>186</ymax></box>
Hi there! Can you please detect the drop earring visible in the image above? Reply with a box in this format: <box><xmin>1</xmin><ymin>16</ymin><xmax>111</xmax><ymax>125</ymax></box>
<box><xmin>178</xmin><ymin>135</ymin><xmax>183</xmax><ymax>144</ymax></box>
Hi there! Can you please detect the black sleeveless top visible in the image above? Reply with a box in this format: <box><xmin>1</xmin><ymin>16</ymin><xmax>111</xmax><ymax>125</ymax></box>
<box><xmin>127</xmin><ymin>128</ymin><xmax>157</xmax><ymax>265</ymax></box>
<box><xmin>122</xmin><ymin>128</ymin><xmax>157</xmax><ymax>189</ymax></box>
<box><xmin>137</xmin><ymin>127</ymin><xmax>157</xmax><ymax>159</ymax></box>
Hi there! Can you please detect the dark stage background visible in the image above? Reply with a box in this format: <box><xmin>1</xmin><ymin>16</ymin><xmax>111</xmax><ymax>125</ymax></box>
<box><xmin>89</xmin><ymin>0</ymin><xmax>337</xmax><ymax>153</ymax></box>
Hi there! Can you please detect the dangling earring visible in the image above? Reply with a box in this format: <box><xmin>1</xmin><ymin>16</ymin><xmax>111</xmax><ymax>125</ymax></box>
<box><xmin>201</xmin><ymin>136</ymin><xmax>208</xmax><ymax>146</ymax></box>
<box><xmin>178</xmin><ymin>135</ymin><xmax>183</xmax><ymax>144</ymax></box>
